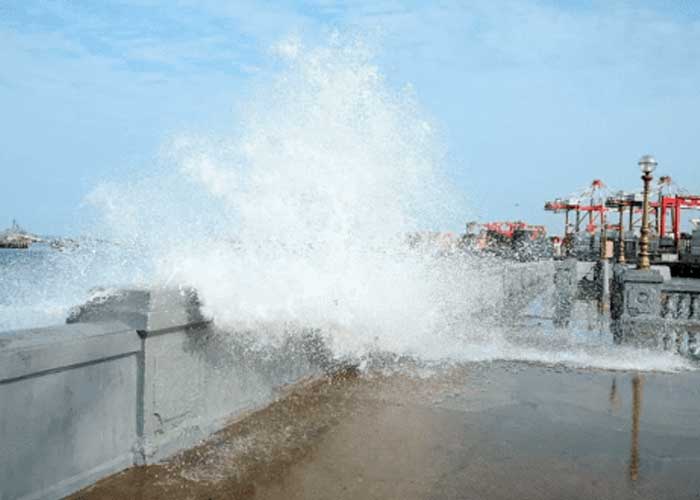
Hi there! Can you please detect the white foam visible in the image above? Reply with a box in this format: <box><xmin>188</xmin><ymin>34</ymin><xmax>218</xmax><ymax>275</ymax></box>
<box><xmin>80</xmin><ymin>35</ymin><xmax>696</xmax><ymax>374</ymax></box>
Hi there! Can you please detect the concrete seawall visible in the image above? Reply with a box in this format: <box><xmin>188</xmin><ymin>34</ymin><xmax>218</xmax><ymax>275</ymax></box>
<box><xmin>0</xmin><ymin>288</ymin><xmax>329</xmax><ymax>500</ymax></box>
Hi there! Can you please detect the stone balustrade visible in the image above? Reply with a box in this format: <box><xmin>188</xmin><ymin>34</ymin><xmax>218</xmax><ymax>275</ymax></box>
<box><xmin>659</xmin><ymin>281</ymin><xmax>700</xmax><ymax>355</ymax></box>
<box><xmin>611</xmin><ymin>268</ymin><xmax>700</xmax><ymax>357</ymax></box>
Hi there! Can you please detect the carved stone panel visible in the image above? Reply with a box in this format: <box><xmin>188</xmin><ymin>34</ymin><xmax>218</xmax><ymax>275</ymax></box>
<box><xmin>625</xmin><ymin>285</ymin><xmax>661</xmax><ymax>317</ymax></box>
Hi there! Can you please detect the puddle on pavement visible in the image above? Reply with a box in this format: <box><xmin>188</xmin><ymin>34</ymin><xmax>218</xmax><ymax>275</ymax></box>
<box><xmin>70</xmin><ymin>361</ymin><xmax>700</xmax><ymax>500</ymax></box>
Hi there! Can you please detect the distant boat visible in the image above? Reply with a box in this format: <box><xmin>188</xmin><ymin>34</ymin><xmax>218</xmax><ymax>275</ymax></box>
<box><xmin>0</xmin><ymin>220</ymin><xmax>43</xmax><ymax>249</ymax></box>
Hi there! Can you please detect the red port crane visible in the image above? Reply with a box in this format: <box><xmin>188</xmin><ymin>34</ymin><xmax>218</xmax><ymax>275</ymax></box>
<box><xmin>544</xmin><ymin>179</ymin><xmax>609</xmax><ymax>235</ymax></box>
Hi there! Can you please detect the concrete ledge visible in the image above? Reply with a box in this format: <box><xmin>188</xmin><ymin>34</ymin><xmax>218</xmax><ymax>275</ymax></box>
<box><xmin>662</xmin><ymin>278</ymin><xmax>700</xmax><ymax>294</ymax></box>
<box><xmin>67</xmin><ymin>287</ymin><xmax>206</xmax><ymax>333</ymax></box>
<box><xmin>622</xmin><ymin>268</ymin><xmax>665</xmax><ymax>285</ymax></box>
<box><xmin>0</xmin><ymin>322</ymin><xmax>138</xmax><ymax>383</ymax></box>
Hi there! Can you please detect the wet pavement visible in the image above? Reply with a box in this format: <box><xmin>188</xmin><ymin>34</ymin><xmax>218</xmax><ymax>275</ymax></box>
<box><xmin>70</xmin><ymin>362</ymin><xmax>700</xmax><ymax>500</ymax></box>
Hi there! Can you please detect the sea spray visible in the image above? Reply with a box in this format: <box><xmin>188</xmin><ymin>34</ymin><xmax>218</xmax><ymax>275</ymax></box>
<box><xmin>13</xmin><ymin>35</ymin><xmax>690</xmax><ymax>373</ymax></box>
<box><xmin>0</xmin><ymin>240</ymin><xmax>151</xmax><ymax>331</ymax></box>
<box><xmin>152</xmin><ymin>36</ymin><xmax>474</xmax><ymax>358</ymax></box>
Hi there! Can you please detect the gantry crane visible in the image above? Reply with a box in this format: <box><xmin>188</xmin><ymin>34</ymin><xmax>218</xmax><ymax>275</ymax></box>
<box><xmin>544</xmin><ymin>179</ymin><xmax>610</xmax><ymax>236</ymax></box>
<box><xmin>548</xmin><ymin>174</ymin><xmax>700</xmax><ymax>262</ymax></box>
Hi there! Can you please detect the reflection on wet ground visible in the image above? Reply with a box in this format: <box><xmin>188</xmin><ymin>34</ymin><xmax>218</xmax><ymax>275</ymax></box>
<box><xmin>71</xmin><ymin>362</ymin><xmax>700</xmax><ymax>500</ymax></box>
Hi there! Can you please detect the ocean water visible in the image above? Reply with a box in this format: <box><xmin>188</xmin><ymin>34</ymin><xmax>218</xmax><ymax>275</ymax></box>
<box><xmin>1</xmin><ymin>246</ymin><xmax>76</xmax><ymax>330</ymax></box>
<box><xmin>0</xmin><ymin>242</ymin><xmax>151</xmax><ymax>331</ymax></box>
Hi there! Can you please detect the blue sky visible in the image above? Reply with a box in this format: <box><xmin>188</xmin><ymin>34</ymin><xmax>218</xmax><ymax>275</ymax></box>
<box><xmin>1</xmin><ymin>0</ymin><xmax>699</xmax><ymax>235</ymax></box>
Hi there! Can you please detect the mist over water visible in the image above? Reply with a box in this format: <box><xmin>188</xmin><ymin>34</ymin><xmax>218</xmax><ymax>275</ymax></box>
<box><xmin>91</xmin><ymin>37</ymin><xmax>468</xmax><ymax>354</ymax></box>
<box><xmin>0</xmin><ymin>241</ymin><xmax>146</xmax><ymax>331</ymax></box>
<box><xmin>2</xmin><ymin>36</ymin><xmax>693</xmax><ymax>373</ymax></box>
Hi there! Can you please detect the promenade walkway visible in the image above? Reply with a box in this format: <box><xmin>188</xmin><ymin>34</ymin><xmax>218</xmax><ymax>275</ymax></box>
<box><xmin>71</xmin><ymin>361</ymin><xmax>700</xmax><ymax>500</ymax></box>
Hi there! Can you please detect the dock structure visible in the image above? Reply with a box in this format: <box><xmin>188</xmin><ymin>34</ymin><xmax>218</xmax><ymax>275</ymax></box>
<box><xmin>545</xmin><ymin>179</ymin><xmax>611</xmax><ymax>261</ymax></box>
<box><xmin>546</xmin><ymin>174</ymin><xmax>700</xmax><ymax>269</ymax></box>
<box><xmin>0</xmin><ymin>240</ymin><xmax>29</xmax><ymax>249</ymax></box>
<box><xmin>547</xmin><ymin>155</ymin><xmax>700</xmax><ymax>356</ymax></box>
<box><xmin>461</xmin><ymin>220</ymin><xmax>550</xmax><ymax>261</ymax></box>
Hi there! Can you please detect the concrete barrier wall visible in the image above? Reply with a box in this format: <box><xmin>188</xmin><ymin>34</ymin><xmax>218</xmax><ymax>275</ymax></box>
<box><xmin>0</xmin><ymin>288</ymin><xmax>328</xmax><ymax>500</ymax></box>
<box><xmin>501</xmin><ymin>260</ymin><xmax>555</xmax><ymax>314</ymax></box>
<box><xmin>0</xmin><ymin>322</ymin><xmax>140</xmax><ymax>500</ymax></box>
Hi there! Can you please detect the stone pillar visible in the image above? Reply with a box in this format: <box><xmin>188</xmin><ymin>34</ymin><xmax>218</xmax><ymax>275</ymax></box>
<box><xmin>553</xmin><ymin>259</ymin><xmax>577</xmax><ymax>327</ymax></box>
<box><xmin>610</xmin><ymin>268</ymin><xmax>665</xmax><ymax>347</ymax></box>
<box><xmin>595</xmin><ymin>259</ymin><xmax>611</xmax><ymax>313</ymax></box>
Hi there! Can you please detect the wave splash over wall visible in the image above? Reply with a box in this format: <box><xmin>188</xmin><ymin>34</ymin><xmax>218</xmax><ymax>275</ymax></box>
<box><xmin>161</xmin><ymin>36</ymin><xmax>470</xmax><ymax>359</ymax></box>
<box><xmin>88</xmin><ymin>36</ymin><xmax>691</xmax><ymax>373</ymax></box>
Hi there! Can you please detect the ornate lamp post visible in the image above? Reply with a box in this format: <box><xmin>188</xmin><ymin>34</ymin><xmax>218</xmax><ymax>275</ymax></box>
<box><xmin>600</xmin><ymin>207</ymin><xmax>608</xmax><ymax>260</ymax></box>
<box><xmin>637</xmin><ymin>155</ymin><xmax>657</xmax><ymax>270</ymax></box>
<box><xmin>616</xmin><ymin>191</ymin><xmax>627</xmax><ymax>264</ymax></box>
